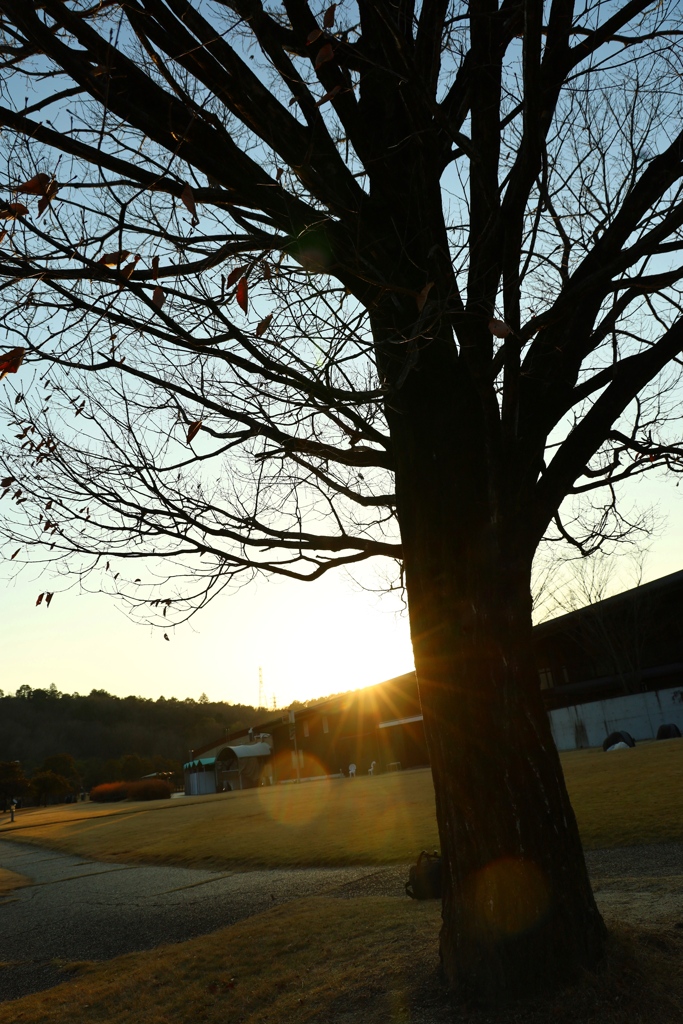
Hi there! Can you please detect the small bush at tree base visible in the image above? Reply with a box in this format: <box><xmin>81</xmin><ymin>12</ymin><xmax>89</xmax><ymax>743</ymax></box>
<box><xmin>90</xmin><ymin>782</ymin><xmax>128</xmax><ymax>803</ymax></box>
<box><xmin>126</xmin><ymin>779</ymin><xmax>172</xmax><ymax>801</ymax></box>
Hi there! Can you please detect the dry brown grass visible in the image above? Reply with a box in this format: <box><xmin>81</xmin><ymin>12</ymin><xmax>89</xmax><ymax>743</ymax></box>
<box><xmin>0</xmin><ymin>897</ymin><xmax>680</xmax><ymax>1024</ymax></box>
<box><xmin>0</xmin><ymin>867</ymin><xmax>30</xmax><ymax>896</ymax></box>
<box><xmin>0</xmin><ymin>771</ymin><xmax>440</xmax><ymax>868</ymax></box>
<box><xmin>1</xmin><ymin>740</ymin><xmax>681</xmax><ymax>870</ymax></box>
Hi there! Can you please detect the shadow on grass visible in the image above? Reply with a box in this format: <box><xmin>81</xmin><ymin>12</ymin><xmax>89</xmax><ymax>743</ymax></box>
<box><xmin>0</xmin><ymin>897</ymin><xmax>681</xmax><ymax>1024</ymax></box>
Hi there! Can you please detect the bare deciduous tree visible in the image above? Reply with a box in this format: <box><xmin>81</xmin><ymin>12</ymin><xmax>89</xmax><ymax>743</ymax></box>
<box><xmin>1</xmin><ymin>0</ymin><xmax>683</xmax><ymax>1001</ymax></box>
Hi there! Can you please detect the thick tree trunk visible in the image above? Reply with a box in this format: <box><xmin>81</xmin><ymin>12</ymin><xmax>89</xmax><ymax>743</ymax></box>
<box><xmin>395</xmin><ymin>443</ymin><xmax>607</xmax><ymax>1001</ymax></box>
<box><xmin>364</xmin><ymin>154</ymin><xmax>607</xmax><ymax>1000</ymax></box>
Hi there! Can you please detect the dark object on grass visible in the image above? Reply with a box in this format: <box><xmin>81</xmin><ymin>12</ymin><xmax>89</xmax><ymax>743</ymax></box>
<box><xmin>656</xmin><ymin>723</ymin><xmax>682</xmax><ymax>740</ymax></box>
<box><xmin>405</xmin><ymin>850</ymin><xmax>442</xmax><ymax>900</ymax></box>
<box><xmin>602</xmin><ymin>731</ymin><xmax>636</xmax><ymax>751</ymax></box>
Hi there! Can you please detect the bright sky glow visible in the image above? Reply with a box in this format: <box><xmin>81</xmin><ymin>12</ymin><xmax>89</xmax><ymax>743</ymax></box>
<box><xmin>0</xmin><ymin>557</ymin><xmax>414</xmax><ymax>708</ymax></box>
<box><xmin>1</xmin><ymin>470</ymin><xmax>681</xmax><ymax>709</ymax></box>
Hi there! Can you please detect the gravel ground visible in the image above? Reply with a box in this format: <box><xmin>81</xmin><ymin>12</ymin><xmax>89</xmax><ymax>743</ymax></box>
<box><xmin>1</xmin><ymin>838</ymin><xmax>681</xmax><ymax>1005</ymax></box>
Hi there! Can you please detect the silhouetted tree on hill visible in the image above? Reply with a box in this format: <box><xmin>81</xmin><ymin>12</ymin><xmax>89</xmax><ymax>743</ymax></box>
<box><xmin>0</xmin><ymin>687</ymin><xmax>274</xmax><ymax>782</ymax></box>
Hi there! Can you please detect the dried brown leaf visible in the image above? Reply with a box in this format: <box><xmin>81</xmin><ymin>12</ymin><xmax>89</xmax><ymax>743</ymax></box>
<box><xmin>256</xmin><ymin>314</ymin><xmax>273</xmax><ymax>338</ymax></box>
<box><xmin>1</xmin><ymin>203</ymin><xmax>29</xmax><ymax>220</ymax></box>
<box><xmin>37</xmin><ymin>181</ymin><xmax>59</xmax><ymax>217</ymax></box>
<box><xmin>323</xmin><ymin>4</ymin><xmax>337</xmax><ymax>28</ymax></box>
<box><xmin>315</xmin><ymin>43</ymin><xmax>334</xmax><ymax>69</ymax></box>
<box><xmin>317</xmin><ymin>85</ymin><xmax>342</xmax><ymax>106</ymax></box>
<box><xmin>16</xmin><ymin>173</ymin><xmax>51</xmax><ymax>196</ymax></box>
<box><xmin>99</xmin><ymin>250</ymin><xmax>130</xmax><ymax>267</ymax></box>
<box><xmin>227</xmin><ymin>265</ymin><xmax>247</xmax><ymax>288</ymax></box>
<box><xmin>186</xmin><ymin>420</ymin><xmax>202</xmax><ymax>444</ymax></box>
<box><xmin>180</xmin><ymin>183</ymin><xmax>197</xmax><ymax>223</ymax></box>
<box><xmin>152</xmin><ymin>285</ymin><xmax>165</xmax><ymax>309</ymax></box>
<box><xmin>415</xmin><ymin>281</ymin><xmax>434</xmax><ymax>312</ymax></box>
<box><xmin>489</xmin><ymin>318</ymin><xmax>512</xmax><ymax>338</ymax></box>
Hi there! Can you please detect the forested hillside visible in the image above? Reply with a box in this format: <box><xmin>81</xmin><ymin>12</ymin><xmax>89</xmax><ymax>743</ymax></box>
<box><xmin>0</xmin><ymin>684</ymin><xmax>277</xmax><ymax>786</ymax></box>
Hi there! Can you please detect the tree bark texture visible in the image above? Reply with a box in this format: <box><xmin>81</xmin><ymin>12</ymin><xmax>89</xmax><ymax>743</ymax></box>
<box><xmin>389</xmin><ymin>360</ymin><xmax>607</xmax><ymax>1000</ymax></box>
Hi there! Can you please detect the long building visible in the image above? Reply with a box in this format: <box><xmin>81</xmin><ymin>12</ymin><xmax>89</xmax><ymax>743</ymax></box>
<box><xmin>184</xmin><ymin>570</ymin><xmax>683</xmax><ymax>792</ymax></box>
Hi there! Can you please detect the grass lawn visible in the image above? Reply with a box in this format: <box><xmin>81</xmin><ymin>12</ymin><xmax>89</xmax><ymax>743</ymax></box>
<box><xmin>1</xmin><ymin>741</ymin><xmax>682</xmax><ymax>1023</ymax></box>
<box><xmin>0</xmin><ymin>897</ymin><xmax>681</xmax><ymax>1024</ymax></box>
<box><xmin>1</xmin><ymin>740</ymin><xmax>681</xmax><ymax>869</ymax></box>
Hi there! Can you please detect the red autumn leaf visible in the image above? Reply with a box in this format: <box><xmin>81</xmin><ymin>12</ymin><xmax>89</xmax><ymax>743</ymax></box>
<box><xmin>36</xmin><ymin>593</ymin><xmax>44</xmax><ymax>606</ymax></box>
<box><xmin>315</xmin><ymin>43</ymin><xmax>334</xmax><ymax>69</ymax></box>
<box><xmin>152</xmin><ymin>255</ymin><xmax>160</xmax><ymax>280</ymax></box>
<box><xmin>489</xmin><ymin>318</ymin><xmax>512</xmax><ymax>338</ymax></box>
<box><xmin>415</xmin><ymin>281</ymin><xmax>434</xmax><ymax>312</ymax></box>
<box><xmin>236</xmin><ymin>276</ymin><xmax>248</xmax><ymax>313</ymax></box>
<box><xmin>0</xmin><ymin>347</ymin><xmax>26</xmax><ymax>380</ymax></box>
<box><xmin>152</xmin><ymin>285</ymin><xmax>165</xmax><ymax>308</ymax></box>
<box><xmin>323</xmin><ymin>4</ymin><xmax>337</xmax><ymax>28</ymax></box>
<box><xmin>180</xmin><ymin>183</ymin><xmax>197</xmax><ymax>223</ymax></box>
<box><xmin>16</xmin><ymin>173</ymin><xmax>51</xmax><ymax>195</ymax></box>
<box><xmin>307</xmin><ymin>29</ymin><xmax>323</xmax><ymax>44</ymax></box>
<box><xmin>37</xmin><ymin>181</ymin><xmax>59</xmax><ymax>217</ymax></box>
<box><xmin>45</xmin><ymin>592</ymin><xmax>54</xmax><ymax>607</ymax></box>
<box><xmin>256</xmin><ymin>314</ymin><xmax>273</xmax><ymax>338</ymax></box>
<box><xmin>227</xmin><ymin>265</ymin><xmax>247</xmax><ymax>288</ymax></box>
<box><xmin>99</xmin><ymin>250</ymin><xmax>130</xmax><ymax>267</ymax></box>
<box><xmin>186</xmin><ymin>420</ymin><xmax>203</xmax><ymax>444</ymax></box>
<box><xmin>317</xmin><ymin>85</ymin><xmax>342</xmax><ymax>106</ymax></box>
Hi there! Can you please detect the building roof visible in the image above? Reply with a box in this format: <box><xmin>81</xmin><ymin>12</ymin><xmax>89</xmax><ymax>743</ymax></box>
<box><xmin>534</xmin><ymin>568</ymin><xmax>683</xmax><ymax>638</ymax></box>
<box><xmin>184</xmin><ymin>742</ymin><xmax>271</xmax><ymax>770</ymax></box>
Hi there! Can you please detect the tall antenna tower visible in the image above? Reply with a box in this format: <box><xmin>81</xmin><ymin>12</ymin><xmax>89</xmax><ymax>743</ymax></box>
<box><xmin>258</xmin><ymin>666</ymin><xmax>265</xmax><ymax>709</ymax></box>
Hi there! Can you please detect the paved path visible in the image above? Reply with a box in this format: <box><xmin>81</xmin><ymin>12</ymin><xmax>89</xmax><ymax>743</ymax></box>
<box><xmin>0</xmin><ymin>841</ymin><xmax>391</xmax><ymax>1003</ymax></box>
<box><xmin>2</xmin><ymin>839</ymin><xmax>682</xmax><ymax>1005</ymax></box>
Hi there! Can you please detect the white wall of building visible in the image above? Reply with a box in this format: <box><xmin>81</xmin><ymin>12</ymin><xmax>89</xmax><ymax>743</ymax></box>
<box><xmin>549</xmin><ymin>685</ymin><xmax>683</xmax><ymax>750</ymax></box>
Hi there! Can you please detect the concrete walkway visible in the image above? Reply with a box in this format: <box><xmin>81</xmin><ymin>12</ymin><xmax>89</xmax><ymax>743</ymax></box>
<box><xmin>0</xmin><ymin>840</ymin><xmax>391</xmax><ymax>1003</ymax></box>
<box><xmin>2</xmin><ymin>837</ymin><xmax>682</xmax><ymax>1005</ymax></box>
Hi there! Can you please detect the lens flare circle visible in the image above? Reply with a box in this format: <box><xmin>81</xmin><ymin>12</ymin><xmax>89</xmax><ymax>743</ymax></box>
<box><xmin>466</xmin><ymin>856</ymin><xmax>550</xmax><ymax>938</ymax></box>
<box><xmin>257</xmin><ymin>753</ymin><xmax>332</xmax><ymax>827</ymax></box>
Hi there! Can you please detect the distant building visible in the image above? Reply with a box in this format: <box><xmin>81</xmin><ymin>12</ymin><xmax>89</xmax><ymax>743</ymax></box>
<box><xmin>185</xmin><ymin>570</ymin><xmax>683</xmax><ymax>790</ymax></box>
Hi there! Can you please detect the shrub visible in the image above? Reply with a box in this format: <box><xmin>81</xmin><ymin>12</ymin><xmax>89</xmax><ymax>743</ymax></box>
<box><xmin>126</xmin><ymin>779</ymin><xmax>173</xmax><ymax>801</ymax></box>
<box><xmin>90</xmin><ymin>782</ymin><xmax>128</xmax><ymax>803</ymax></box>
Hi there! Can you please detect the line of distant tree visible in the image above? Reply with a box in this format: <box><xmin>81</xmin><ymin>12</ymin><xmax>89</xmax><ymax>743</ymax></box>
<box><xmin>0</xmin><ymin>684</ymin><xmax>279</xmax><ymax>788</ymax></box>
